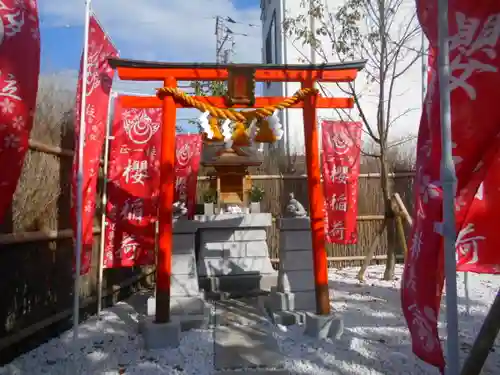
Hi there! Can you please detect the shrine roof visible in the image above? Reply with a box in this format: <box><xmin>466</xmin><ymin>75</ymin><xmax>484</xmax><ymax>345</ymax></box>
<box><xmin>108</xmin><ymin>58</ymin><xmax>366</xmax><ymax>72</ymax></box>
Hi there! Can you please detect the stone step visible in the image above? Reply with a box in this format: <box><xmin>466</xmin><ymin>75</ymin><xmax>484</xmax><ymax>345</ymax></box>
<box><xmin>214</xmin><ymin>298</ymin><xmax>268</xmax><ymax>326</ymax></box>
<box><xmin>214</xmin><ymin>324</ymin><xmax>285</xmax><ymax>370</ymax></box>
<box><xmin>213</xmin><ymin>297</ymin><xmax>286</xmax><ymax>371</ymax></box>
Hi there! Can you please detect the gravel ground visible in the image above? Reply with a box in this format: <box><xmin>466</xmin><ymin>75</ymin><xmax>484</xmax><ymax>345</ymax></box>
<box><xmin>273</xmin><ymin>265</ymin><xmax>500</xmax><ymax>374</ymax></box>
<box><xmin>0</xmin><ymin>265</ymin><xmax>499</xmax><ymax>374</ymax></box>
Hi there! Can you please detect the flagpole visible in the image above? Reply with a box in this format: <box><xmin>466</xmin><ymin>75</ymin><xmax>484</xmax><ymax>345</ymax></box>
<box><xmin>421</xmin><ymin>32</ymin><xmax>426</xmax><ymax>105</ymax></box>
<box><xmin>436</xmin><ymin>0</ymin><xmax>460</xmax><ymax>373</ymax></box>
<box><xmin>73</xmin><ymin>0</ymin><xmax>92</xmax><ymax>343</ymax></box>
<box><xmin>97</xmin><ymin>90</ymin><xmax>116</xmax><ymax>315</ymax></box>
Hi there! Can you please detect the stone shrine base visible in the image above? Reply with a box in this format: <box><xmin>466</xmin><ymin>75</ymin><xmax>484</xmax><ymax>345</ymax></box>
<box><xmin>196</xmin><ymin>213</ymin><xmax>277</xmax><ymax>297</ymax></box>
<box><xmin>261</xmin><ymin>217</ymin><xmax>343</xmax><ymax>341</ymax></box>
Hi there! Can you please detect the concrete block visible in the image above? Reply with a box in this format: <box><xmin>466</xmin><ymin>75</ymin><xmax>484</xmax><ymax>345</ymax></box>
<box><xmin>269</xmin><ymin>291</ymin><xmax>295</xmax><ymax>311</ymax></box>
<box><xmin>281</xmin><ymin>231</ymin><xmax>312</xmax><ymax>251</ymax></box>
<box><xmin>203</xmin><ymin>242</ymin><xmax>224</xmax><ymax>251</ymax></box>
<box><xmin>278</xmin><ymin>217</ymin><xmax>311</xmax><ymax>231</ymax></box>
<box><xmin>203</xmin><ymin>242</ymin><xmax>248</xmax><ymax>258</ymax></box>
<box><xmin>273</xmin><ymin>310</ymin><xmax>304</xmax><ymax>326</ymax></box>
<box><xmin>173</xmin><ymin>234</ymin><xmax>195</xmax><ymax>253</ymax></box>
<box><xmin>200</xmin><ymin>258</ymin><xmax>227</xmax><ymax>276</ymax></box>
<box><xmin>195</xmin><ymin>213</ymin><xmax>272</xmax><ymax>228</ymax></box>
<box><xmin>147</xmin><ymin>295</ymin><xmax>206</xmax><ymax>316</ymax></box>
<box><xmin>171</xmin><ymin>296</ymin><xmax>207</xmax><ymax>315</ymax></box>
<box><xmin>201</xmin><ymin>229</ymin><xmax>234</xmax><ymax>243</ymax></box>
<box><xmin>199</xmin><ymin>273</ymin><xmax>277</xmax><ymax>294</ymax></box>
<box><xmin>293</xmin><ymin>291</ymin><xmax>317</xmax><ymax>311</ymax></box>
<box><xmin>280</xmin><ymin>250</ymin><xmax>313</xmax><ymax>271</ymax></box>
<box><xmin>138</xmin><ymin>316</ymin><xmax>181</xmax><ymax>350</ymax></box>
<box><xmin>201</xmin><ymin>257</ymin><xmax>275</xmax><ymax>276</ymax></box>
<box><xmin>233</xmin><ymin>228</ymin><xmax>267</xmax><ymax>242</ymax></box>
<box><xmin>280</xmin><ymin>270</ymin><xmax>315</xmax><ymax>292</ymax></box>
<box><xmin>222</xmin><ymin>242</ymin><xmax>246</xmax><ymax>258</ymax></box>
<box><xmin>226</xmin><ymin>257</ymin><xmax>275</xmax><ymax>275</ymax></box>
<box><xmin>171</xmin><ymin>275</ymin><xmax>200</xmax><ymax>296</ymax></box>
<box><xmin>303</xmin><ymin>312</ymin><xmax>344</xmax><ymax>340</ymax></box>
<box><xmin>172</xmin><ymin>253</ymin><xmax>197</xmax><ymax>276</ymax></box>
<box><xmin>173</xmin><ymin>219</ymin><xmax>198</xmax><ymax>234</ymax></box>
<box><xmin>245</xmin><ymin>240</ymin><xmax>269</xmax><ymax>257</ymax></box>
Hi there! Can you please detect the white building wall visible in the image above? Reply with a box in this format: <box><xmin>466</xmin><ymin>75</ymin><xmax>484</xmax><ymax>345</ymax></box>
<box><xmin>261</xmin><ymin>0</ymin><xmax>423</xmax><ymax>155</ymax></box>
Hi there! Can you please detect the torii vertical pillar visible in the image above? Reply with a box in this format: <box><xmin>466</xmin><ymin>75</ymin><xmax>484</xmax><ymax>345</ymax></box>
<box><xmin>156</xmin><ymin>76</ymin><xmax>177</xmax><ymax>323</ymax></box>
<box><xmin>302</xmin><ymin>77</ymin><xmax>330</xmax><ymax>315</ymax></box>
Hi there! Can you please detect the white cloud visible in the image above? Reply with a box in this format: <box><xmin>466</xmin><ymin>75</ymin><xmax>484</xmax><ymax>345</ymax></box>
<box><xmin>40</xmin><ymin>0</ymin><xmax>262</xmax><ymax>64</ymax></box>
<box><xmin>40</xmin><ymin>0</ymin><xmax>262</xmax><ymax>128</ymax></box>
<box><xmin>38</xmin><ymin>1</ymin><xmax>418</xmax><ymax>141</ymax></box>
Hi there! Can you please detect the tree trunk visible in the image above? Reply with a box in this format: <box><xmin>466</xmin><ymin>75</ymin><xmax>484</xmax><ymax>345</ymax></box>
<box><xmin>379</xmin><ymin>148</ymin><xmax>396</xmax><ymax>280</ymax></box>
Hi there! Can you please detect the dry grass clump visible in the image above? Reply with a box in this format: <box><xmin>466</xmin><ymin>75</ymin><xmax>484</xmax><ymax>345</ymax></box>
<box><xmin>9</xmin><ymin>75</ymin><xmax>75</xmax><ymax>232</ymax></box>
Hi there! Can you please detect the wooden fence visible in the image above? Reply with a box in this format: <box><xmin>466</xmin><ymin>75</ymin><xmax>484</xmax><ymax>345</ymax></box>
<box><xmin>0</xmin><ymin>138</ymin><xmax>415</xmax><ymax>363</ymax></box>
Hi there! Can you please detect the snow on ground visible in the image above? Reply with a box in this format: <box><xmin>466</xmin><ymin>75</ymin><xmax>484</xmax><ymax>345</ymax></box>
<box><xmin>0</xmin><ymin>303</ymin><xmax>215</xmax><ymax>375</ymax></box>
<box><xmin>1</xmin><ymin>265</ymin><xmax>499</xmax><ymax>374</ymax></box>
<box><xmin>274</xmin><ymin>265</ymin><xmax>500</xmax><ymax>374</ymax></box>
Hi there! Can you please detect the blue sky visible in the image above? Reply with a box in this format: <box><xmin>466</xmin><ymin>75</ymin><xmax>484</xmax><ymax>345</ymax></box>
<box><xmin>39</xmin><ymin>0</ymin><xmax>263</xmax><ymax>132</ymax></box>
<box><xmin>40</xmin><ymin>0</ymin><xmax>261</xmax><ymax>72</ymax></box>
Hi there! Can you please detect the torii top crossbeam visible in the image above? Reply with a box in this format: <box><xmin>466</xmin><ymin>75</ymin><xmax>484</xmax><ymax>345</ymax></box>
<box><xmin>108</xmin><ymin>57</ymin><xmax>366</xmax><ymax>324</ymax></box>
<box><xmin>108</xmin><ymin>58</ymin><xmax>366</xmax><ymax>81</ymax></box>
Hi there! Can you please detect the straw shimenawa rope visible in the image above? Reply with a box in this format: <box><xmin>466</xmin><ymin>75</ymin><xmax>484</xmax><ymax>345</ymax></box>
<box><xmin>156</xmin><ymin>87</ymin><xmax>318</xmax><ymax>123</ymax></box>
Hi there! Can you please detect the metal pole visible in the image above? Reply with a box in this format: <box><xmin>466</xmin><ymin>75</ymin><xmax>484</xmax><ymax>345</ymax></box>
<box><xmin>421</xmin><ymin>32</ymin><xmax>426</xmax><ymax>105</ymax></box>
<box><xmin>437</xmin><ymin>0</ymin><xmax>460</xmax><ymax>373</ymax></box>
<box><xmin>73</xmin><ymin>0</ymin><xmax>91</xmax><ymax>342</ymax></box>
<box><xmin>282</xmin><ymin>0</ymin><xmax>291</xmax><ymax>165</ymax></box>
<box><xmin>215</xmin><ymin>16</ymin><xmax>221</xmax><ymax>63</ymax></box>
<box><xmin>96</xmin><ymin>91</ymin><xmax>116</xmax><ymax>315</ymax></box>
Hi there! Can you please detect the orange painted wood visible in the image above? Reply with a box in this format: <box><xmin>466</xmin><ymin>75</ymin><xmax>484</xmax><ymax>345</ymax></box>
<box><xmin>118</xmin><ymin>95</ymin><xmax>354</xmax><ymax>109</ymax></box>
<box><xmin>115</xmin><ymin>66</ymin><xmax>359</xmax><ymax>83</ymax></box>
<box><xmin>302</xmin><ymin>79</ymin><xmax>330</xmax><ymax>315</ymax></box>
<box><xmin>156</xmin><ymin>76</ymin><xmax>177</xmax><ymax>323</ymax></box>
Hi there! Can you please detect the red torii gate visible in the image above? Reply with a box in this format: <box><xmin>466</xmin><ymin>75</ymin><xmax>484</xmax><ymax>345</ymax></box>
<box><xmin>108</xmin><ymin>58</ymin><xmax>366</xmax><ymax>323</ymax></box>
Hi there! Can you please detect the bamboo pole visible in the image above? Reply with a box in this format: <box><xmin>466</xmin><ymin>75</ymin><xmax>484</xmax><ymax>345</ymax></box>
<box><xmin>0</xmin><ymin>227</ymin><xmax>101</xmax><ymax>246</ymax></box>
<box><xmin>271</xmin><ymin>254</ymin><xmax>404</xmax><ymax>263</ymax></box>
<box><xmin>395</xmin><ymin>215</ymin><xmax>408</xmax><ymax>259</ymax></box>
<box><xmin>392</xmin><ymin>192</ymin><xmax>413</xmax><ymax>226</ymax></box>
<box><xmin>197</xmin><ymin>172</ymin><xmax>415</xmax><ymax>181</ymax></box>
<box><xmin>25</xmin><ymin>140</ymin><xmax>416</xmax><ymax>182</ymax></box>
<box><xmin>0</xmin><ymin>215</ymin><xmax>385</xmax><ymax>247</ymax></box>
<box><xmin>28</xmin><ymin>139</ymin><xmax>74</xmax><ymax>158</ymax></box>
<box><xmin>358</xmin><ymin>219</ymin><xmax>388</xmax><ymax>281</ymax></box>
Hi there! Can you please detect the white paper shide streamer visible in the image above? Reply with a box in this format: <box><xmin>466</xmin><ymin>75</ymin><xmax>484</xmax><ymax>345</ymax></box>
<box><xmin>198</xmin><ymin>111</ymin><xmax>212</xmax><ymax>139</ymax></box>
<box><xmin>221</xmin><ymin>119</ymin><xmax>233</xmax><ymax>148</ymax></box>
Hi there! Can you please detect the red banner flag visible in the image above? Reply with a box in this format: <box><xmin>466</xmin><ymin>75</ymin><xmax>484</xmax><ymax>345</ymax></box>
<box><xmin>103</xmin><ymin>105</ymin><xmax>202</xmax><ymax>268</ymax></box>
<box><xmin>103</xmin><ymin>104</ymin><xmax>161</xmax><ymax>268</ymax></box>
<box><xmin>174</xmin><ymin>134</ymin><xmax>202</xmax><ymax>219</ymax></box>
<box><xmin>0</xmin><ymin>0</ymin><xmax>40</xmax><ymax>223</ymax></box>
<box><xmin>71</xmin><ymin>14</ymin><xmax>118</xmax><ymax>275</ymax></box>
<box><xmin>321</xmin><ymin>120</ymin><xmax>362</xmax><ymax>244</ymax></box>
<box><xmin>402</xmin><ymin>2</ymin><xmax>500</xmax><ymax>370</ymax></box>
